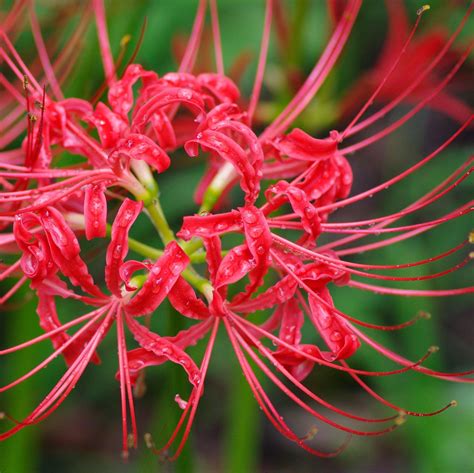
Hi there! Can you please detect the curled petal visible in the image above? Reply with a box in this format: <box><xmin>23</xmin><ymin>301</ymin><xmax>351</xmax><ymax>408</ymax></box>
<box><xmin>178</xmin><ymin>210</ymin><xmax>242</xmax><ymax>240</ymax></box>
<box><xmin>88</xmin><ymin>102</ymin><xmax>128</xmax><ymax>149</ymax></box>
<box><xmin>275</xmin><ymin>128</ymin><xmax>338</xmax><ymax>162</ymax></box>
<box><xmin>232</xmin><ymin>205</ymin><xmax>272</xmax><ymax>300</ymax></box>
<box><xmin>197</xmin><ymin>73</ymin><xmax>240</xmax><ymax>103</ymax></box>
<box><xmin>125</xmin><ymin>347</ymin><xmax>166</xmax><ymax>385</ymax></box>
<box><xmin>185</xmin><ymin>130</ymin><xmax>259</xmax><ymax>205</ymax></box>
<box><xmin>231</xmin><ymin>274</ymin><xmax>298</xmax><ymax>312</ymax></box>
<box><xmin>108</xmin><ymin>64</ymin><xmax>158</xmax><ymax>118</ymax></box>
<box><xmin>198</xmin><ymin>103</ymin><xmax>243</xmax><ymax>131</ymax></box>
<box><xmin>212</xmin><ymin>119</ymin><xmax>263</xmax><ymax>171</ymax></box>
<box><xmin>39</xmin><ymin>208</ymin><xmax>103</xmax><ymax>298</ymax></box>
<box><xmin>278</xmin><ymin>298</ymin><xmax>304</xmax><ymax>345</ymax></box>
<box><xmin>119</xmin><ymin>260</ymin><xmax>152</xmax><ymax>292</ymax></box>
<box><xmin>84</xmin><ymin>183</ymin><xmax>107</xmax><ymax>240</ymax></box>
<box><xmin>334</xmin><ymin>155</ymin><xmax>353</xmax><ymax>199</ymax></box>
<box><xmin>202</xmin><ymin>236</ymin><xmax>222</xmax><ymax>285</ymax></box>
<box><xmin>151</xmin><ymin>111</ymin><xmax>177</xmax><ymax>150</ymax></box>
<box><xmin>308</xmin><ymin>288</ymin><xmax>360</xmax><ymax>360</ymax></box>
<box><xmin>215</xmin><ymin>244</ymin><xmax>254</xmax><ymax>288</ymax></box>
<box><xmin>125</xmin><ymin>241</ymin><xmax>189</xmax><ymax>316</ymax></box>
<box><xmin>105</xmin><ymin>198</ymin><xmax>143</xmax><ymax>296</ymax></box>
<box><xmin>109</xmin><ymin>133</ymin><xmax>171</xmax><ymax>174</ymax></box>
<box><xmin>270</xmin><ymin>181</ymin><xmax>321</xmax><ymax>240</ymax></box>
<box><xmin>126</xmin><ymin>315</ymin><xmax>201</xmax><ymax>387</ymax></box>
<box><xmin>132</xmin><ymin>86</ymin><xmax>206</xmax><ymax>133</ymax></box>
<box><xmin>168</xmin><ymin>277</ymin><xmax>210</xmax><ymax>319</ymax></box>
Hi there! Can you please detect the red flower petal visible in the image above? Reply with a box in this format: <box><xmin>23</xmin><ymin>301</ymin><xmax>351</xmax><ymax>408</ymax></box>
<box><xmin>88</xmin><ymin>102</ymin><xmax>128</xmax><ymax>149</ymax></box>
<box><xmin>109</xmin><ymin>133</ymin><xmax>171</xmax><ymax>174</ymax></box>
<box><xmin>231</xmin><ymin>205</ymin><xmax>272</xmax><ymax>301</ymax></box>
<box><xmin>308</xmin><ymin>288</ymin><xmax>360</xmax><ymax>360</ymax></box>
<box><xmin>168</xmin><ymin>277</ymin><xmax>210</xmax><ymax>320</ymax></box>
<box><xmin>84</xmin><ymin>183</ymin><xmax>107</xmax><ymax>240</ymax></box>
<box><xmin>125</xmin><ymin>241</ymin><xmax>189</xmax><ymax>316</ymax></box>
<box><xmin>275</xmin><ymin>128</ymin><xmax>338</xmax><ymax>162</ymax></box>
<box><xmin>126</xmin><ymin>315</ymin><xmax>201</xmax><ymax>387</ymax></box>
<box><xmin>132</xmin><ymin>87</ymin><xmax>206</xmax><ymax>133</ymax></box>
<box><xmin>197</xmin><ymin>73</ymin><xmax>240</xmax><ymax>103</ymax></box>
<box><xmin>178</xmin><ymin>210</ymin><xmax>242</xmax><ymax>240</ymax></box>
<box><xmin>105</xmin><ymin>198</ymin><xmax>143</xmax><ymax>297</ymax></box>
<box><xmin>39</xmin><ymin>207</ymin><xmax>104</xmax><ymax>298</ymax></box>
<box><xmin>108</xmin><ymin>64</ymin><xmax>158</xmax><ymax>118</ymax></box>
<box><xmin>185</xmin><ymin>130</ymin><xmax>259</xmax><ymax>205</ymax></box>
<box><xmin>270</xmin><ymin>181</ymin><xmax>321</xmax><ymax>240</ymax></box>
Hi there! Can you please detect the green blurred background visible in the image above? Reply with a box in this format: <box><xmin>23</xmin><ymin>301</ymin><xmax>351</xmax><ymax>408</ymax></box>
<box><xmin>0</xmin><ymin>1</ymin><xmax>473</xmax><ymax>472</ymax></box>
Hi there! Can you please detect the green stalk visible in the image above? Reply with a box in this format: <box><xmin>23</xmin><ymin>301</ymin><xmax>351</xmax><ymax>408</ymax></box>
<box><xmin>144</xmin><ymin>197</ymin><xmax>175</xmax><ymax>245</ymax></box>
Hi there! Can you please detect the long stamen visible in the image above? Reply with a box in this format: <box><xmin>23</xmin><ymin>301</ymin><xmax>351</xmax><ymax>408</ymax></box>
<box><xmin>209</xmin><ymin>0</ymin><xmax>224</xmax><ymax>75</ymax></box>
<box><xmin>92</xmin><ymin>0</ymin><xmax>116</xmax><ymax>85</ymax></box>
<box><xmin>224</xmin><ymin>317</ymin><xmax>351</xmax><ymax>457</ymax></box>
<box><xmin>232</xmin><ymin>313</ymin><xmax>398</xmax><ymax>424</ymax></box>
<box><xmin>340</xmin><ymin>7</ymin><xmax>428</xmax><ymax>140</ymax></box>
<box><xmin>179</xmin><ymin>0</ymin><xmax>207</xmax><ymax>73</ymax></box>
<box><xmin>261</xmin><ymin>0</ymin><xmax>362</xmax><ymax>140</ymax></box>
<box><xmin>29</xmin><ymin>3</ymin><xmax>63</xmax><ymax>100</ymax></box>
<box><xmin>344</xmin><ymin>3</ymin><xmax>474</xmax><ymax>138</ymax></box>
<box><xmin>0</xmin><ymin>275</ymin><xmax>27</xmax><ymax>305</ymax></box>
<box><xmin>248</xmin><ymin>0</ymin><xmax>273</xmax><ymax>124</ymax></box>
<box><xmin>319</xmin><ymin>117</ymin><xmax>472</xmax><ymax>215</ymax></box>
<box><xmin>0</xmin><ymin>307</ymin><xmax>114</xmax><ymax>439</ymax></box>
<box><xmin>116</xmin><ymin>308</ymin><xmax>138</xmax><ymax>458</ymax></box>
<box><xmin>340</xmin><ymin>45</ymin><xmax>474</xmax><ymax>155</ymax></box>
<box><xmin>0</xmin><ymin>306</ymin><xmax>108</xmax><ymax>355</ymax></box>
<box><xmin>232</xmin><ymin>322</ymin><xmax>403</xmax><ymax>436</ymax></box>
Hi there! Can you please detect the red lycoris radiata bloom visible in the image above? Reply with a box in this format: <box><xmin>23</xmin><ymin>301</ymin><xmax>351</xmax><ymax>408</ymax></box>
<box><xmin>0</xmin><ymin>0</ymin><xmax>473</xmax><ymax>460</ymax></box>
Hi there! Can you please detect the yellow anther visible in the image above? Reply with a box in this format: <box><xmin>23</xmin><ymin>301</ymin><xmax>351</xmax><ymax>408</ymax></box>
<box><xmin>418</xmin><ymin>310</ymin><xmax>432</xmax><ymax>320</ymax></box>
<box><xmin>417</xmin><ymin>5</ymin><xmax>430</xmax><ymax>16</ymax></box>
<box><xmin>121</xmin><ymin>34</ymin><xmax>132</xmax><ymax>48</ymax></box>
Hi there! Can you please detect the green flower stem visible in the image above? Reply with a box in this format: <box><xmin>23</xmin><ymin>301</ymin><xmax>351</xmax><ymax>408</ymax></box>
<box><xmin>144</xmin><ymin>197</ymin><xmax>175</xmax><ymax>245</ymax></box>
<box><xmin>181</xmin><ymin>237</ymin><xmax>204</xmax><ymax>255</ymax></box>
<box><xmin>182</xmin><ymin>267</ymin><xmax>213</xmax><ymax>300</ymax></box>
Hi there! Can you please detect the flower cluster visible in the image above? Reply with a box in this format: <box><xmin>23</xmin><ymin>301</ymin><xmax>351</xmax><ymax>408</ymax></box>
<box><xmin>0</xmin><ymin>0</ymin><xmax>472</xmax><ymax>459</ymax></box>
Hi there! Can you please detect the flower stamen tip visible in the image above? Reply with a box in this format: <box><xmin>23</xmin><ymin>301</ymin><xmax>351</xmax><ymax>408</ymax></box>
<box><xmin>428</xmin><ymin>345</ymin><xmax>439</xmax><ymax>354</ymax></box>
<box><xmin>120</xmin><ymin>34</ymin><xmax>132</xmax><ymax>47</ymax></box>
<box><xmin>395</xmin><ymin>412</ymin><xmax>407</xmax><ymax>426</ymax></box>
<box><xmin>300</xmin><ymin>425</ymin><xmax>319</xmax><ymax>441</ymax></box>
<box><xmin>144</xmin><ymin>433</ymin><xmax>155</xmax><ymax>449</ymax></box>
<box><xmin>468</xmin><ymin>231</ymin><xmax>474</xmax><ymax>244</ymax></box>
<box><xmin>450</xmin><ymin>400</ymin><xmax>458</xmax><ymax>408</ymax></box>
<box><xmin>417</xmin><ymin>5</ymin><xmax>431</xmax><ymax>16</ymax></box>
<box><xmin>418</xmin><ymin>310</ymin><xmax>432</xmax><ymax>320</ymax></box>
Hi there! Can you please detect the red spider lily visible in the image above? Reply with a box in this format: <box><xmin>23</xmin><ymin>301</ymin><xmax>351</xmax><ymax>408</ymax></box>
<box><xmin>1</xmin><ymin>198</ymin><xmax>198</xmax><ymax>457</ymax></box>
<box><xmin>1</xmin><ymin>0</ymin><xmax>473</xmax><ymax>461</ymax></box>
